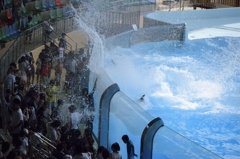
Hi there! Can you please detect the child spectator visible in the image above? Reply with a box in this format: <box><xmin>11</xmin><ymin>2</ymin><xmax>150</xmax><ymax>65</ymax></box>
<box><xmin>41</xmin><ymin>59</ymin><xmax>50</xmax><ymax>86</ymax></box>
<box><xmin>121</xmin><ymin>135</ymin><xmax>137</xmax><ymax>159</ymax></box>
<box><xmin>109</xmin><ymin>142</ymin><xmax>122</xmax><ymax>159</ymax></box>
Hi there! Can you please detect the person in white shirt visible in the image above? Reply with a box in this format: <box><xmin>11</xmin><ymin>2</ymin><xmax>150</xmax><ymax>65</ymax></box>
<box><xmin>47</xmin><ymin>120</ymin><xmax>61</xmax><ymax>145</ymax></box>
<box><xmin>1</xmin><ymin>68</ymin><xmax>16</xmax><ymax>93</ymax></box>
<box><xmin>59</xmin><ymin>42</ymin><xmax>65</xmax><ymax>62</ymax></box>
<box><xmin>68</xmin><ymin>105</ymin><xmax>81</xmax><ymax>130</ymax></box>
<box><xmin>109</xmin><ymin>142</ymin><xmax>122</xmax><ymax>159</ymax></box>
<box><xmin>9</xmin><ymin>98</ymin><xmax>24</xmax><ymax>141</ymax></box>
<box><xmin>19</xmin><ymin>130</ymin><xmax>29</xmax><ymax>156</ymax></box>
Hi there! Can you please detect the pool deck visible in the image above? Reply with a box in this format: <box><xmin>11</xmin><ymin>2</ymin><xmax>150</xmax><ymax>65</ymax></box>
<box><xmin>146</xmin><ymin>7</ymin><xmax>240</xmax><ymax>39</ymax></box>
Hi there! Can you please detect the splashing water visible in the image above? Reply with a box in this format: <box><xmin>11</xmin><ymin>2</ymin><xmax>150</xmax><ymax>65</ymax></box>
<box><xmin>104</xmin><ymin>37</ymin><xmax>240</xmax><ymax>158</ymax></box>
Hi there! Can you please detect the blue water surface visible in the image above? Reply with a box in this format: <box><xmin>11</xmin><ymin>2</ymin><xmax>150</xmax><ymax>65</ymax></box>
<box><xmin>104</xmin><ymin>37</ymin><xmax>240</xmax><ymax>159</ymax></box>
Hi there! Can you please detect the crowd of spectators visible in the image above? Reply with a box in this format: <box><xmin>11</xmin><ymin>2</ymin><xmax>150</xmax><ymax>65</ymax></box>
<box><xmin>0</xmin><ymin>33</ymin><xmax>108</xmax><ymax>159</ymax></box>
<box><xmin>0</xmin><ymin>10</ymin><xmax>133</xmax><ymax>157</ymax></box>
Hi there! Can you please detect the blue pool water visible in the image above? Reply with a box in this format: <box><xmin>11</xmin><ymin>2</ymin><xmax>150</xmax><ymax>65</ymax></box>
<box><xmin>104</xmin><ymin>37</ymin><xmax>240</xmax><ymax>159</ymax></box>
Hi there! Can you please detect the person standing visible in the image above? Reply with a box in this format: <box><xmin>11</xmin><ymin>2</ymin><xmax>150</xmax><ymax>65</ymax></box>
<box><xmin>109</xmin><ymin>142</ymin><xmax>122</xmax><ymax>159</ymax></box>
<box><xmin>121</xmin><ymin>135</ymin><xmax>137</xmax><ymax>159</ymax></box>
<box><xmin>46</xmin><ymin>80</ymin><xmax>58</xmax><ymax>113</ymax></box>
<box><xmin>9</xmin><ymin>98</ymin><xmax>24</xmax><ymax>141</ymax></box>
<box><xmin>55</xmin><ymin>59</ymin><xmax>63</xmax><ymax>86</ymax></box>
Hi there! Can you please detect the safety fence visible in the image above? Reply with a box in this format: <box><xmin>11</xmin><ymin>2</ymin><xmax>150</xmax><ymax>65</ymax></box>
<box><xmin>0</xmin><ymin>17</ymin><xmax>76</xmax><ymax>82</ymax></box>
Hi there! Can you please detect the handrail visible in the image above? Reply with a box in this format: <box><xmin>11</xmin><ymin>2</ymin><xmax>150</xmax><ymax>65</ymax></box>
<box><xmin>34</xmin><ymin>133</ymin><xmax>56</xmax><ymax>149</ymax></box>
<box><xmin>169</xmin><ymin>0</ymin><xmax>181</xmax><ymax>11</ymax></box>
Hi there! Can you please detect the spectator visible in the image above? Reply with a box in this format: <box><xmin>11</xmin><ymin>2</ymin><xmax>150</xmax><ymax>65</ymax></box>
<box><xmin>12</xmin><ymin>0</ymin><xmax>22</xmax><ymax>28</ymax></box>
<box><xmin>51</xmin><ymin>99</ymin><xmax>63</xmax><ymax>121</ymax></box>
<box><xmin>28</xmin><ymin>52</ymin><xmax>35</xmax><ymax>84</ymax></box>
<box><xmin>58</xmin><ymin>42</ymin><xmax>65</xmax><ymax>62</ymax></box>
<box><xmin>1</xmin><ymin>68</ymin><xmax>16</xmax><ymax>93</ymax></box>
<box><xmin>19</xmin><ymin>130</ymin><xmax>29</xmax><ymax>158</ymax></box>
<box><xmin>44</xmin><ymin>20</ymin><xmax>54</xmax><ymax>42</ymax></box>
<box><xmin>25</xmin><ymin>16</ymin><xmax>33</xmax><ymax>44</ymax></box>
<box><xmin>52</xmin><ymin>143</ymin><xmax>65</xmax><ymax>159</ymax></box>
<box><xmin>55</xmin><ymin>59</ymin><xmax>64</xmax><ymax>86</ymax></box>
<box><xmin>9</xmin><ymin>98</ymin><xmax>24</xmax><ymax>141</ymax></box>
<box><xmin>121</xmin><ymin>135</ymin><xmax>137</xmax><ymax>159</ymax></box>
<box><xmin>66</xmin><ymin>72</ymin><xmax>75</xmax><ymax>95</ymax></box>
<box><xmin>63</xmin><ymin>155</ymin><xmax>73</xmax><ymax>159</ymax></box>
<box><xmin>109</xmin><ymin>142</ymin><xmax>122</xmax><ymax>159</ymax></box>
<box><xmin>25</xmin><ymin>53</ymin><xmax>32</xmax><ymax>85</ymax></box>
<box><xmin>78</xmin><ymin>48</ymin><xmax>87</xmax><ymax>62</ymax></box>
<box><xmin>18</xmin><ymin>56</ymin><xmax>27</xmax><ymax>84</ymax></box>
<box><xmin>47</xmin><ymin>120</ymin><xmax>61</xmax><ymax>145</ymax></box>
<box><xmin>41</xmin><ymin>59</ymin><xmax>50</xmax><ymax>86</ymax></box>
<box><xmin>73</xmin><ymin>144</ymin><xmax>91</xmax><ymax>159</ymax></box>
<box><xmin>46</xmin><ymin>80</ymin><xmax>58</xmax><ymax>112</ymax></box>
<box><xmin>35</xmin><ymin>53</ymin><xmax>42</xmax><ymax>84</ymax></box>
<box><xmin>36</xmin><ymin>101</ymin><xmax>49</xmax><ymax>135</ymax></box>
<box><xmin>68</xmin><ymin>105</ymin><xmax>81</xmax><ymax>131</ymax></box>
<box><xmin>0</xmin><ymin>141</ymin><xmax>10</xmax><ymax>159</ymax></box>
<box><xmin>9</xmin><ymin>138</ymin><xmax>24</xmax><ymax>158</ymax></box>
<box><xmin>96</xmin><ymin>146</ymin><xmax>105</xmax><ymax>159</ymax></box>
<box><xmin>59</xmin><ymin>33</ymin><xmax>67</xmax><ymax>50</ymax></box>
<box><xmin>102</xmin><ymin>148</ymin><xmax>109</xmax><ymax>159</ymax></box>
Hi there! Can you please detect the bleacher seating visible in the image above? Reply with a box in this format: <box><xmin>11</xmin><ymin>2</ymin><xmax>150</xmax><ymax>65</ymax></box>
<box><xmin>56</xmin><ymin>8</ymin><xmax>63</xmax><ymax>20</ymax></box>
<box><xmin>0</xmin><ymin>27</ymin><xmax>14</xmax><ymax>42</ymax></box>
<box><xmin>49</xmin><ymin>0</ymin><xmax>58</xmax><ymax>9</ymax></box>
<box><xmin>22</xmin><ymin>3</ymin><xmax>33</xmax><ymax>17</ymax></box>
<box><xmin>34</xmin><ymin>0</ymin><xmax>46</xmax><ymax>12</ymax></box>
<box><xmin>10</xmin><ymin>23</ymin><xmax>22</xmax><ymax>38</ymax></box>
<box><xmin>42</xmin><ymin>0</ymin><xmax>50</xmax><ymax>10</ymax></box>
<box><xmin>4</xmin><ymin>0</ymin><xmax>12</xmax><ymax>9</ymax></box>
<box><xmin>55</xmin><ymin>0</ymin><xmax>66</xmax><ymax>7</ymax></box>
<box><xmin>50</xmin><ymin>9</ymin><xmax>57</xmax><ymax>20</ymax></box>
<box><xmin>6</xmin><ymin>9</ymin><xmax>13</xmax><ymax>20</ymax></box>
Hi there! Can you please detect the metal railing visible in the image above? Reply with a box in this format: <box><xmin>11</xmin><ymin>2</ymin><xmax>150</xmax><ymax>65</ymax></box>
<box><xmin>0</xmin><ymin>17</ymin><xmax>76</xmax><ymax>82</ymax></box>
